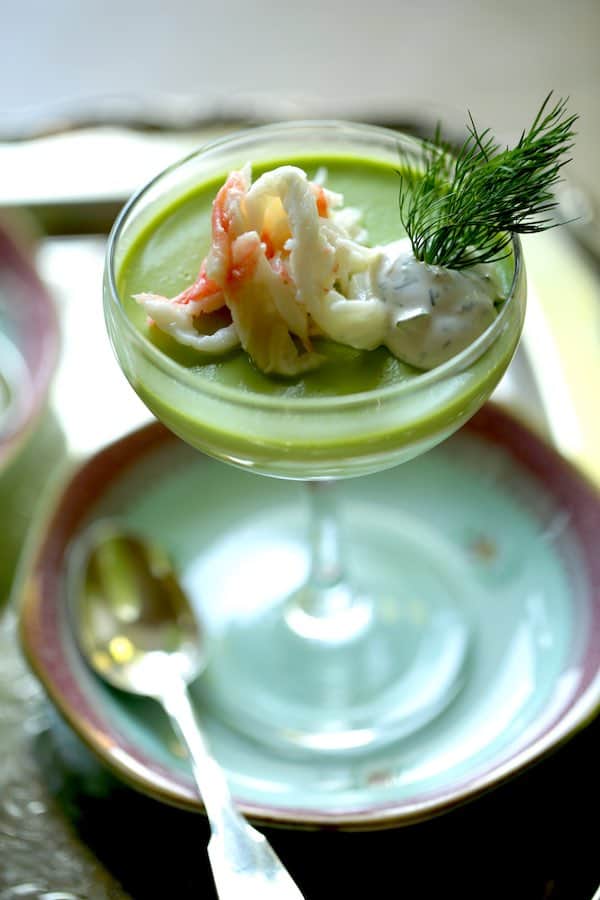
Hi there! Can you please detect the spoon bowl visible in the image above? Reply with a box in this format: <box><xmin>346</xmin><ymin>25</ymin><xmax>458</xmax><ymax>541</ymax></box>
<box><xmin>72</xmin><ymin>522</ymin><xmax>203</xmax><ymax>695</ymax></box>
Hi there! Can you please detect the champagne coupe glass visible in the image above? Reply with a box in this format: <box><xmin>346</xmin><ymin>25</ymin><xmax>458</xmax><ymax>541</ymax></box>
<box><xmin>104</xmin><ymin>122</ymin><xmax>526</xmax><ymax>755</ymax></box>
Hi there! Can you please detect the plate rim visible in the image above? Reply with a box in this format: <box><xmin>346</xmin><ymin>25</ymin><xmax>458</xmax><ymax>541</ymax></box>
<box><xmin>18</xmin><ymin>404</ymin><xmax>600</xmax><ymax>830</ymax></box>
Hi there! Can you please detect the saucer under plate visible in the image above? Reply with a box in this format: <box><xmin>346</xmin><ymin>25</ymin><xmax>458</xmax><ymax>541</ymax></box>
<box><xmin>19</xmin><ymin>404</ymin><xmax>600</xmax><ymax>829</ymax></box>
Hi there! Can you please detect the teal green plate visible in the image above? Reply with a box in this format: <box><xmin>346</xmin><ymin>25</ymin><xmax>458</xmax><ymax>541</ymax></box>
<box><xmin>19</xmin><ymin>404</ymin><xmax>600</xmax><ymax>829</ymax></box>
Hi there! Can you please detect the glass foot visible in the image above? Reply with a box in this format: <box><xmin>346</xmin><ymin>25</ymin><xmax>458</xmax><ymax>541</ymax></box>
<box><xmin>193</xmin><ymin>507</ymin><xmax>473</xmax><ymax>755</ymax></box>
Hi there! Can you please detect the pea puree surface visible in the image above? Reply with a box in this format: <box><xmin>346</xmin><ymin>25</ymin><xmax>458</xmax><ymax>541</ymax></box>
<box><xmin>109</xmin><ymin>144</ymin><xmax>522</xmax><ymax>478</ymax></box>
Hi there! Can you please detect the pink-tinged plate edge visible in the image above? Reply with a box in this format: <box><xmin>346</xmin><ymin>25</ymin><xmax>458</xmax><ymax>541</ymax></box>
<box><xmin>0</xmin><ymin>223</ymin><xmax>60</xmax><ymax>472</ymax></box>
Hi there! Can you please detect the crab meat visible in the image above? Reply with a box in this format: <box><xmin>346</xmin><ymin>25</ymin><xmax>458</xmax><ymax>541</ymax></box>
<box><xmin>134</xmin><ymin>164</ymin><xmax>394</xmax><ymax>374</ymax></box>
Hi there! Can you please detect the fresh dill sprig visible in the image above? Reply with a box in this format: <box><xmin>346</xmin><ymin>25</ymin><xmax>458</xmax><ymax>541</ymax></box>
<box><xmin>398</xmin><ymin>93</ymin><xmax>578</xmax><ymax>270</ymax></box>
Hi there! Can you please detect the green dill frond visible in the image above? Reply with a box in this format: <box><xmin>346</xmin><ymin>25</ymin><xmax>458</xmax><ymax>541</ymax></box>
<box><xmin>398</xmin><ymin>93</ymin><xmax>578</xmax><ymax>270</ymax></box>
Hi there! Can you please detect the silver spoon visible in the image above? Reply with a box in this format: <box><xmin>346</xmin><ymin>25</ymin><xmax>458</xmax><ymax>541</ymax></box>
<box><xmin>70</xmin><ymin>521</ymin><xmax>304</xmax><ymax>900</ymax></box>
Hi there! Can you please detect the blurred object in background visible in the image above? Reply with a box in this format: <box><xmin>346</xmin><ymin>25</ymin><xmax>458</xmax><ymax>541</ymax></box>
<box><xmin>0</xmin><ymin>217</ymin><xmax>62</xmax><ymax>611</ymax></box>
<box><xmin>0</xmin><ymin>407</ymin><xmax>66</xmax><ymax>608</ymax></box>
<box><xmin>1</xmin><ymin>0</ymin><xmax>599</xmax><ymax>206</ymax></box>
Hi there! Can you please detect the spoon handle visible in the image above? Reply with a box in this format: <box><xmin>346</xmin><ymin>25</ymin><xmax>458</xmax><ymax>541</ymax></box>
<box><xmin>158</xmin><ymin>670</ymin><xmax>305</xmax><ymax>900</ymax></box>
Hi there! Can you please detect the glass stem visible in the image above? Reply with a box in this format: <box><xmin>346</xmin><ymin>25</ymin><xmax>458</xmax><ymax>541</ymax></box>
<box><xmin>302</xmin><ymin>480</ymin><xmax>353</xmax><ymax>620</ymax></box>
<box><xmin>286</xmin><ymin>482</ymin><xmax>370</xmax><ymax>642</ymax></box>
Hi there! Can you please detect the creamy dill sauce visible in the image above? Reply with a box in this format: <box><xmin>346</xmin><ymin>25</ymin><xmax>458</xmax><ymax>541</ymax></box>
<box><xmin>119</xmin><ymin>157</ymin><xmax>511</xmax><ymax>398</ymax></box>
<box><xmin>375</xmin><ymin>238</ymin><xmax>501</xmax><ymax>368</ymax></box>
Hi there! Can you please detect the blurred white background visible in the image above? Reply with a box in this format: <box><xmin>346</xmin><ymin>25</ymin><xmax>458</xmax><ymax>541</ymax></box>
<box><xmin>2</xmin><ymin>0</ymin><xmax>599</xmax><ymax>200</ymax></box>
